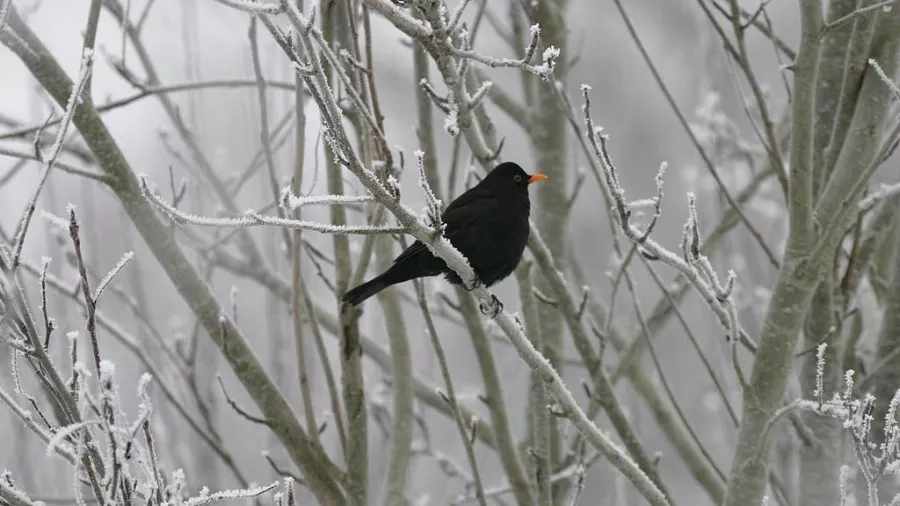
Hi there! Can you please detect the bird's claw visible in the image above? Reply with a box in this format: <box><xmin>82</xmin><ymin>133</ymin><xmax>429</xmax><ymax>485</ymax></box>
<box><xmin>479</xmin><ymin>294</ymin><xmax>503</xmax><ymax>318</ymax></box>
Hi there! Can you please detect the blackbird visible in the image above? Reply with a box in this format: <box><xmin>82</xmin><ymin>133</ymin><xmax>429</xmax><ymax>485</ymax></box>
<box><xmin>342</xmin><ymin>161</ymin><xmax>547</xmax><ymax>306</ymax></box>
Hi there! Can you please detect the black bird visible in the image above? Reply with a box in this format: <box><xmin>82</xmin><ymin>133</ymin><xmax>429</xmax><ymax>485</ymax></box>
<box><xmin>342</xmin><ymin>162</ymin><xmax>547</xmax><ymax>306</ymax></box>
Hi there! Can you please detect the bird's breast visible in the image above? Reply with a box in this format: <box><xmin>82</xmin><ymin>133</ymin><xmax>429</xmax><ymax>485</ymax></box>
<box><xmin>464</xmin><ymin>198</ymin><xmax>530</xmax><ymax>285</ymax></box>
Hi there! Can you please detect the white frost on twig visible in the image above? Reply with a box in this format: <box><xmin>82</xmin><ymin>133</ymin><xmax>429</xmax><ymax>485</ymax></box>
<box><xmin>443</xmin><ymin>98</ymin><xmax>460</xmax><ymax>136</ymax></box>
<box><xmin>416</xmin><ymin>150</ymin><xmax>443</xmax><ymax>230</ymax></box>
<box><xmin>450</xmin><ymin>23</ymin><xmax>560</xmax><ymax>81</ymax></box>
<box><xmin>45</xmin><ymin>420</ymin><xmax>94</xmax><ymax>456</ymax></box>
<box><xmin>11</xmin><ymin>49</ymin><xmax>94</xmax><ymax>271</ymax></box>
<box><xmin>181</xmin><ymin>481</ymin><xmax>280</xmax><ymax>505</ymax></box>
<box><xmin>583</xmin><ymin>84</ymin><xmax>744</xmax><ymax>347</ymax></box>
<box><xmin>208</xmin><ymin>0</ymin><xmax>283</xmax><ymax>14</ymax></box>
<box><xmin>279</xmin><ymin>187</ymin><xmax>375</xmax><ymax>211</ymax></box>
<box><xmin>140</xmin><ymin>175</ymin><xmax>405</xmax><ymax>235</ymax></box>
<box><xmin>93</xmin><ymin>251</ymin><xmax>134</xmax><ymax>301</ymax></box>
<box><xmin>870</xmin><ymin>58</ymin><xmax>900</xmax><ymax>102</ymax></box>
<box><xmin>446</xmin><ymin>0</ymin><xmax>472</xmax><ymax>35</ymax></box>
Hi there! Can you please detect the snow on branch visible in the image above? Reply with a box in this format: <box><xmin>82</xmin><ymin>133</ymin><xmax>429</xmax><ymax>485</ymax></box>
<box><xmin>140</xmin><ymin>176</ymin><xmax>405</xmax><ymax>235</ymax></box>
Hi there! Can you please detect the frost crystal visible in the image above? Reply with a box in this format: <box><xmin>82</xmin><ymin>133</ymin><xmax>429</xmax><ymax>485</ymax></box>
<box><xmin>99</xmin><ymin>360</ymin><xmax>116</xmax><ymax>380</ymax></box>
<box><xmin>40</xmin><ymin>210</ymin><xmax>69</xmax><ymax>230</ymax></box>
<box><xmin>443</xmin><ymin>107</ymin><xmax>460</xmax><ymax>136</ymax></box>
<box><xmin>814</xmin><ymin>343</ymin><xmax>827</xmax><ymax>404</ymax></box>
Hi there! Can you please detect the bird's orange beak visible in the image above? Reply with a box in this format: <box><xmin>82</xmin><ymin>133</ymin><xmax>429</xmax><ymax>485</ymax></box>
<box><xmin>528</xmin><ymin>173</ymin><xmax>548</xmax><ymax>183</ymax></box>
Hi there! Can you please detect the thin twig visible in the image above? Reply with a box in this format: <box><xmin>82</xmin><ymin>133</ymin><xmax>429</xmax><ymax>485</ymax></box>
<box><xmin>140</xmin><ymin>177</ymin><xmax>403</xmax><ymax>234</ymax></box>
<box><xmin>414</xmin><ymin>279</ymin><xmax>489</xmax><ymax>506</ymax></box>
<box><xmin>614</xmin><ymin>0</ymin><xmax>780</xmax><ymax>269</ymax></box>
<box><xmin>11</xmin><ymin>49</ymin><xmax>94</xmax><ymax>272</ymax></box>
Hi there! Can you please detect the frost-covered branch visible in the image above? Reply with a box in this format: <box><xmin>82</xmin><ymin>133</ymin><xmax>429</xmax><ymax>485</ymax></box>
<box><xmin>93</xmin><ymin>251</ymin><xmax>134</xmax><ymax>301</ymax></box>
<box><xmin>2</xmin><ymin>238</ymin><xmax>292</xmax><ymax>504</ymax></box>
<box><xmin>3</xmin><ymin>4</ymin><xmax>345</xmax><ymax>499</ymax></box>
<box><xmin>279</xmin><ymin>187</ymin><xmax>376</xmax><ymax>211</ymax></box>
<box><xmin>451</xmin><ymin>24</ymin><xmax>560</xmax><ymax>81</ymax></box>
<box><xmin>363</xmin><ymin>0</ymin><xmax>556</xmax><ymax>162</ymax></box>
<box><xmin>416</xmin><ymin>150</ymin><xmax>443</xmax><ymax>232</ymax></box>
<box><xmin>526</xmin><ymin>227</ymin><xmax>673</xmax><ymax>500</ymax></box>
<box><xmin>581</xmin><ymin>85</ymin><xmax>746</xmax><ymax>350</ymax></box>
<box><xmin>10</xmin><ymin>47</ymin><xmax>93</xmax><ymax>272</ymax></box>
<box><xmin>782</xmin><ymin>345</ymin><xmax>900</xmax><ymax>505</ymax></box>
<box><xmin>141</xmin><ymin>176</ymin><xmax>404</xmax><ymax>235</ymax></box>
<box><xmin>0</xmin><ymin>476</ymin><xmax>40</xmax><ymax>506</ymax></box>
<box><xmin>210</xmin><ymin>0</ymin><xmax>283</xmax><ymax>14</ymax></box>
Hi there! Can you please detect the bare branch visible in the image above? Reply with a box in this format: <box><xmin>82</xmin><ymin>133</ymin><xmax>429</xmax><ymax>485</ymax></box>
<box><xmin>0</xmin><ymin>146</ymin><xmax>108</xmax><ymax>183</ymax></box>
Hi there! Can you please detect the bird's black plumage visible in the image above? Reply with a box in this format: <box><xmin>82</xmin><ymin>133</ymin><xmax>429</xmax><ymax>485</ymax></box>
<box><xmin>342</xmin><ymin>162</ymin><xmax>547</xmax><ymax>306</ymax></box>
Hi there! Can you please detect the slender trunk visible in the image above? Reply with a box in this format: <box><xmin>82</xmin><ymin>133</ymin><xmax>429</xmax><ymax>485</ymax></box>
<box><xmin>526</xmin><ymin>3</ymin><xmax>570</xmax><ymax>491</ymax></box>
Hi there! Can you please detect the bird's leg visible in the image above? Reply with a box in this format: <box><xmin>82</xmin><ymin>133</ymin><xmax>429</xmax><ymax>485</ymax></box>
<box><xmin>479</xmin><ymin>294</ymin><xmax>503</xmax><ymax>318</ymax></box>
<box><xmin>462</xmin><ymin>276</ymin><xmax>482</xmax><ymax>292</ymax></box>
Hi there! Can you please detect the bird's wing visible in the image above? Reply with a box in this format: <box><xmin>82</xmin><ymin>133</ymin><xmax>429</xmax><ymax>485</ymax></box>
<box><xmin>392</xmin><ymin>241</ymin><xmax>428</xmax><ymax>264</ymax></box>
<box><xmin>392</xmin><ymin>187</ymin><xmax>496</xmax><ymax>264</ymax></box>
<box><xmin>441</xmin><ymin>186</ymin><xmax>496</xmax><ymax>232</ymax></box>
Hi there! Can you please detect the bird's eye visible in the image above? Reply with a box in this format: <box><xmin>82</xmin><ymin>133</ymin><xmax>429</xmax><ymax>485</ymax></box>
<box><xmin>514</xmin><ymin>174</ymin><xmax>523</xmax><ymax>183</ymax></box>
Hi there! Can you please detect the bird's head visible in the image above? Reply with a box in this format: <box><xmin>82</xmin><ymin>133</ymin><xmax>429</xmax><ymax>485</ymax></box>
<box><xmin>482</xmin><ymin>162</ymin><xmax>548</xmax><ymax>193</ymax></box>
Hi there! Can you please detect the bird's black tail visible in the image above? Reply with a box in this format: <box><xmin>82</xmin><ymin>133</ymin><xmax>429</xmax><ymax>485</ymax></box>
<box><xmin>342</xmin><ymin>274</ymin><xmax>391</xmax><ymax>306</ymax></box>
